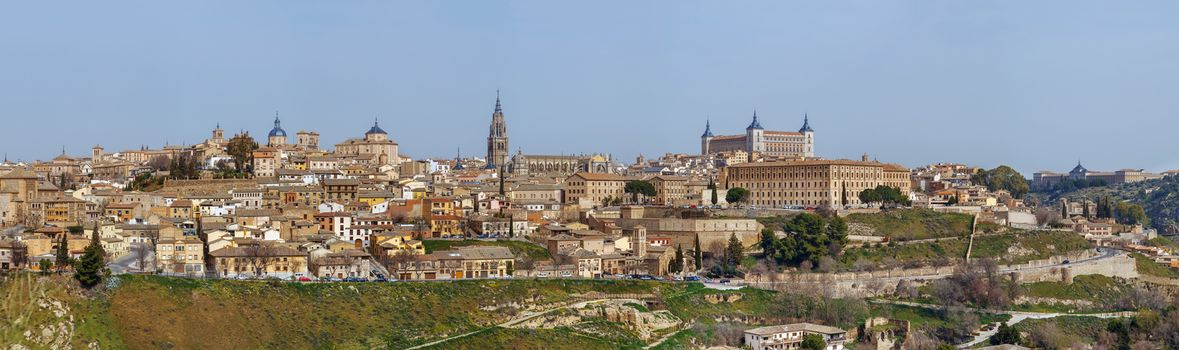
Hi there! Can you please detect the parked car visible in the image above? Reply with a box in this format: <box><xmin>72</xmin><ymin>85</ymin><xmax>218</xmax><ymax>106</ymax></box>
<box><xmin>719</xmin><ymin>279</ymin><xmax>731</xmax><ymax>284</ymax></box>
<box><xmin>560</xmin><ymin>272</ymin><xmax>573</xmax><ymax>278</ymax></box>
<box><xmin>343</xmin><ymin>277</ymin><xmax>369</xmax><ymax>282</ymax></box>
<box><xmin>297</xmin><ymin>276</ymin><xmax>313</xmax><ymax>282</ymax></box>
<box><xmin>536</xmin><ymin>272</ymin><xmax>550</xmax><ymax>278</ymax></box>
<box><xmin>327</xmin><ymin>277</ymin><xmax>343</xmax><ymax>282</ymax></box>
<box><xmin>234</xmin><ymin>274</ymin><xmax>254</xmax><ymax>280</ymax></box>
<box><xmin>685</xmin><ymin>276</ymin><xmax>701</xmax><ymax>282</ymax></box>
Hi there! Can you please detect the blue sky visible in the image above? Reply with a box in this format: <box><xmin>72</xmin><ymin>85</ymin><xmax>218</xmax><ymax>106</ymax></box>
<box><xmin>2</xmin><ymin>1</ymin><xmax>1177</xmax><ymax>174</ymax></box>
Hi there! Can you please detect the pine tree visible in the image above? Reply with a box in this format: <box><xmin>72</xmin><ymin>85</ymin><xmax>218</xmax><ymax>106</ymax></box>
<box><xmin>724</xmin><ymin>233</ymin><xmax>743</xmax><ymax>272</ymax></box>
<box><xmin>75</xmin><ymin>223</ymin><xmax>105</xmax><ymax>288</ymax></box>
<box><xmin>693</xmin><ymin>234</ymin><xmax>702</xmax><ymax>272</ymax></box>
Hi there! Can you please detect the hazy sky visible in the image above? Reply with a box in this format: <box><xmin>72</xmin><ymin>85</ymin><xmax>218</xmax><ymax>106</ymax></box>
<box><xmin>2</xmin><ymin>1</ymin><xmax>1177</xmax><ymax>174</ymax></box>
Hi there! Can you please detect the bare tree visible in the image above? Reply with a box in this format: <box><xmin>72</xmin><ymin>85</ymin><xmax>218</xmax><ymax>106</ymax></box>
<box><xmin>9</xmin><ymin>240</ymin><xmax>28</xmax><ymax>269</ymax></box>
<box><xmin>130</xmin><ymin>243</ymin><xmax>153</xmax><ymax>273</ymax></box>
<box><xmin>307</xmin><ymin>256</ymin><xmax>322</xmax><ymax>278</ymax></box>
<box><xmin>242</xmin><ymin>241</ymin><xmax>277</xmax><ymax>277</ymax></box>
<box><xmin>384</xmin><ymin>249</ymin><xmax>418</xmax><ymax>279</ymax></box>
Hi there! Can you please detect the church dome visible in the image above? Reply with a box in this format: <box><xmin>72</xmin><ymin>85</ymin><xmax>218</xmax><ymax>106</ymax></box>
<box><xmin>366</xmin><ymin>120</ymin><xmax>387</xmax><ymax>135</ymax></box>
<box><xmin>269</xmin><ymin>115</ymin><xmax>287</xmax><ymax>137</ymax></box>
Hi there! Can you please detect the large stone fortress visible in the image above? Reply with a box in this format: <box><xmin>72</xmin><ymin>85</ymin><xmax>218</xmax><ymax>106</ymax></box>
<box><xmin>701</xmin><ymin>112</ymin><xmax>815</xmax><ymax>159</ymax></box>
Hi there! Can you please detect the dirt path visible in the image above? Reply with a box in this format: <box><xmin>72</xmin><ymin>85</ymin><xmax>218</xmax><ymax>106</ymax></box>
<box><xmin>404</xmin><ymin>298</ymin><xmax>644</xmax><ymax>350</ymax></box>
<box><xmin>868</xmin><ymin>300</ymin><xmax>1135</xmax><ymax>348</ymax></box>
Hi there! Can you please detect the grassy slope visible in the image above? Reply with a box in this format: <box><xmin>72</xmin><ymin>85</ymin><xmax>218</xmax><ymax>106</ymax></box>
<box><xmin>5</xmin><ymin>274</ymin><xmax>1025</xmax><ymax>349</ymax></box>
<box><xmin>1019</xmin><ymin>275</ymin><xmax>1131</xmax><ymax>313</ymax></box>
<box><xmin>846</xmin><ymin>209</ymin><xmax>974</xmax><ymax>241</ymax></box>
<box><xmin>841</xmin><ymin>230</ymin><xmax>1091</xmax><ymax>267</ymax></box>
<box><xmin>106</xmin><ymin>276</ymin><xmax>658</xmax><ymax>349</ymax></box>
<box><xmin>420</xmin><ymin>327</ymin><xmax>633</xmax><ymax>350</ymax></box>
<box><xmin>1012</xmin><ymin>316</ymin><xmax>1108</xmax><ymax>345</ymax></box>
<box><xmin>423</xmin><ymin>239</ymin><xmax>552</xmax><ymax>259</ymax></box>
<box><xmin>1131</xmin><ymin>253</ymin><xmax>1179</xmax><ymax>279</ymax></box>
<box><xmin>0</xmin><ymin>274</ymin><xmax>124</xmax><ymax>350</ymax></box>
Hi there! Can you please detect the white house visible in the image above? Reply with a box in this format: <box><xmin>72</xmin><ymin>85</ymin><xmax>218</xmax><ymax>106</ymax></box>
<box><xmin>743</xmin><ymin>323</ymin><xmax>847</xmax><ymax>350</ymax></box>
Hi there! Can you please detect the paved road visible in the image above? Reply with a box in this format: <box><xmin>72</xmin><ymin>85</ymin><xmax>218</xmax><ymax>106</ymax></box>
<box><xmin>108</xmin><ymin>243</ymin><xmax>153</xmax><ymax>274</ymax></box>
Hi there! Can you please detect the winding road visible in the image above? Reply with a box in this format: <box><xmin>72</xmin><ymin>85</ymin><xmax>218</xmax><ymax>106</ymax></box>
<box><xmin>869</xmin><ymin>300</ymin><xmax>1136</xmax><ymax>348</ymax></box>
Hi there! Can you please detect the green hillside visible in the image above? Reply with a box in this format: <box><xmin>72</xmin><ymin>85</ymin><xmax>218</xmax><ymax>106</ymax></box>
<box><xmin>846</xmin><ymin>209</ymin><xmax>975</xmax><ymax>241</ymax></box>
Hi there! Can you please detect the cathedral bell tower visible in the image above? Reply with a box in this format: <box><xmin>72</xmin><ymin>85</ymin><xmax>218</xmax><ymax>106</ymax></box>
<box><xmin>486</xmin><ymin>91</ymin><xmax>509</xmax><ymax>169</ymax></box>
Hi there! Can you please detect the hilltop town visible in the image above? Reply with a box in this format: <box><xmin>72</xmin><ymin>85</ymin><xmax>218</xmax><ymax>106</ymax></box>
<box><xmin>2</xmin><ymin>97</ymin><xmax>1179</xmax><ymax>350</ymax></box>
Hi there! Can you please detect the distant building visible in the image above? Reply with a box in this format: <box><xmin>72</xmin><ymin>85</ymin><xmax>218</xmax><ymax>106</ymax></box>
<box><xmin>334</xmin><ymin>120</ymin><xmax>400</xmax><ymax>166</ymax></box>
<box><xmin>1033</xmin><ymin>161</ymin><xmax>1164</xmax><ymax>188</ymax></box>
<box><xmin>701</xmin><ymin>112</ymin><xmax>815</xmax><ymax>159</ymax></box>
<box><xmin>743</xmin><ymin>323</ymin><xmax>847</xmax><ymax>350</ymax></box>
<box><xmin>723</xmin><ymin>157</ymin><xmax>910</xmax><ymax>209</ymax></box>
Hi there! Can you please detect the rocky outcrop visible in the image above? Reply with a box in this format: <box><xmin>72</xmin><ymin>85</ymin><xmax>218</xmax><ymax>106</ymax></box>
<box><xmin>704</xmin><ymin>293</ymin><xmax>742</xmax><ymax>304</ymax></box>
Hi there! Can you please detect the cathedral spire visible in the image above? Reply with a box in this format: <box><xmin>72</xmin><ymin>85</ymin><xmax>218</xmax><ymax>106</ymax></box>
<box><xmin>494</xmin><ymin>89</ymin><xmax>502</xmax><ymax>113</ymax></box>
<box><xmin>747</xmin><ymin>110</ymin><xmax>763</xmax><ymax>130</ymax></box>
<box><xmin>701</xmin><ymin>119</ymin><xmax>714</xmax><ymax>138</ymax></box>
<box><xmin>486</xmin><ymin>90</ymin><xmax>509</xmax><ymax>169</ymax></box>
<box><xmin>798</xmin><ymin>113</ymin><xmax>814</xmax><ymax>133</ymax></box>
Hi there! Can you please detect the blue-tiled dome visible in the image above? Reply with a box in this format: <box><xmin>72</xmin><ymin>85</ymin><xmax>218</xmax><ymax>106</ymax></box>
<box><xmin>269</xmin><ymin>116</ymin><xmax>287</xmax><ymax>137</ymax></box>
<box><xmin>366</xmin><ymin>120</ymin><xmax>387</xmax><ymax>135</ymax></box>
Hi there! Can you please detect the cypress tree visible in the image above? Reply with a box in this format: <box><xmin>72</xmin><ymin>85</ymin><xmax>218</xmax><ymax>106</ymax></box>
<box><xmin>708</xmin><ymin>179</ymin><xmax>718</xmax><ymax>205</ymax></box>
<box><xmin>671</xmin><ymin>244</ymin><xmax>684</xmax><ymax>273</ymax></box>
<box><xmin>75</xmin><ymin>223</ymin><xmax>105</xmax><ymax>288</ymax></box>
<box><xmin>55</xmin><ymin>232</ymin><xmax>70</xmax><ymax>271</ymax></box>
<box><xmin>693</xmin><ymin>234</ymin><xmax>702</xmax><ymax>272</ymax></box>
<box><xmin>1082</xmin><ymin>199</ymin><xmax>1090</xmax><ymax>219</ymax></box>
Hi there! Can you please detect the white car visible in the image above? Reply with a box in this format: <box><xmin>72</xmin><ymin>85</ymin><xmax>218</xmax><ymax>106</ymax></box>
<box><xmin>560</xmin><ymin>272</ymin><xmax>573</xmax><ymax>278</ymax></box>
<box><xmin>536</xmin><ymin>272</ymin><xmax>550</xmax><ymax>278</ymax></box>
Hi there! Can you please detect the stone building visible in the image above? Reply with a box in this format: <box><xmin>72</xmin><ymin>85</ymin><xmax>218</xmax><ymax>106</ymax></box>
<box><xmin>564</xmin><ymin>172</ymin><xmax>634</xmax><ymax>207</ymax></box>
<box><xmin>334</xmin><ymin>120</ymin><xmax>400</xmax><ymax>166</ymax></box>
<box><xmin>509</xmin><ymin>151</ymin><xmax>613</xmax><ymax>176</ymax></box>
<box><xmin>702</xmin><ymin>112</ymin><xmax>815</xmax><ymax>159</ymax></box>
<box><xmin>723</xmin><ymin>157</ymin><xmax>910</xmax><ymax>209</ymax></box>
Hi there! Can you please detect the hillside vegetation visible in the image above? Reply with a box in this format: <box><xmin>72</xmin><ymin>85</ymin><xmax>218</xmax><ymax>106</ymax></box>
<box><xmin>2</xmin><ymin>272</ymin><xmax>1066</xmax><ymax>349</ymax></box>
<box><xmin>1034</xmin><ymin>175</ymin><xmax>1179</xmax><ymax>233</ymax></box>
<box><xmin>846</xmin><ymin>209</ymin><xmax>974</xmax><ymax>241</ymax></box>
<box><xmin>841</xmin><ymin>230</ymin><xmax>1091</xmax><ymax>268</ymax></box>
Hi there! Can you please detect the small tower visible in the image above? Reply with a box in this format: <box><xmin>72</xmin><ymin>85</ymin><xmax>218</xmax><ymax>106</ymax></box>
<box><xmin>798</xmin><ymin>114</ymin><xmax>815</xmax><ymax>158</ymax></box>
<box><xmin>745</xmin><ymin>110</ymin><xmax>765</xmax><ymax>158</ymax></box>
<box><xmin>297</xmin><ymin>131</ymin><xmax>320</xmax><ymax>150</ymax></box>
<box><xmin>91</xmin><ymin>145</ymin><xmax>104</xmax><ymax>163</ymax></box>
<box><xmin>212</xmin><ymin>123</ymin><xmax>224</xmax><ymax>144</ymax></box>
<box><xmin>268</xmin><ymin>112</ymin><xmax>288</xmax><ymax>146</ymax></box>
<box><xmin>632</xmin><ymin>225</ymin><xmax>648</xmax><ymax>258</ymax></box>
<box><xmin>700</xmin><ymin>119</ymin><xmax>714</xmax><ymax>155</ymax></box>
<box><xmin>453</xmin><ymin>147</ymin><xmax>465</xmax><ymax>171</ymax></box>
